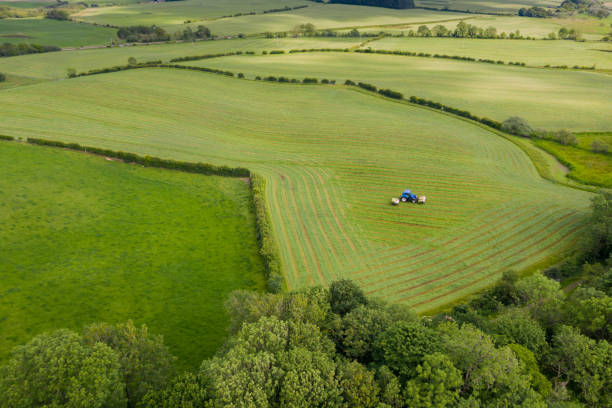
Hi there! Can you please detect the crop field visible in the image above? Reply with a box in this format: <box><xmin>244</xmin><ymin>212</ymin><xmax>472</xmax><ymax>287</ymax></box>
<box><xmin>415</xmin><ymin>0</ymin><xmax>562</xmax><ymax>13</ymax></box>
<box><xmin>73</xmin><ymin>0</ymin><xmax>310</xmax><ymax>27</ymax></box>
<box><xmin>0</xmin><ymin>18</ymin><xmax>117</xmax><ymax>47</ymax></box>
<box><xmin>0</xmin><ymin>140</ymin><xmax>265</xmax><ymax>369</ymax></box>
<box><xmin>0</xmin><ymin>68</ymin><xmax>592</xmax><ymax>312</ymax></box>
<box><xmin>196</xmin><ymin>52</ymin><xmax>612</xmax><ymax>131</ymax></box>
<box><xmin>0</xmin><ymin>37</ymin><xmax>360</xmax><ymax>80</ymax></box>
<box><xmin>370</xmin><ymin>37</ymin><xmax>612</xmax><ymax>69</ymax></box>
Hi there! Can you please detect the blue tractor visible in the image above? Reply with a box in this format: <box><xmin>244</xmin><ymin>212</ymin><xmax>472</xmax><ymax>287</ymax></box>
<box><xmin>400</xmin><ymin>189</ymin><xmax>418</xmax><ymax>203</ymax></box>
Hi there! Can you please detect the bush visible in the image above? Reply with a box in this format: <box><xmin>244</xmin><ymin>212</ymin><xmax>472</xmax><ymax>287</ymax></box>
<box><xmin>358</xmin><ymin>82</ymin><xmax>377</xmax><ymax>92</ymax></box>
<box><xmin>378</xmin><ymin>88</ymin><xmax>403</xmax><ymax>99</ymax></box>
<box><xmin>0</xmin><ymin>134</ymin><xmax>14</xmax><ymax>141</ymax></box>
<box><xmin>0</xmin><ymin>43</ymin><xmax>61</xmax><ymax>58</ymax></box>
<box><xmin>117</xmin><ymin>26</ymin><xmax>170</xmax><ymax>43</ymax></box>
<box><xmin>237</xmin><ymin>73</ymin><xmax>244</xmax><ymax>78</ymax></box>
<box><xmin>591</xmin><ymin>139</ymin><xmax>609</xmax><ymax>153</ymax></box>
<box><xmin>501</xmin><ymin>116</ymin><xmax>533</xmax><ymax>137</ymax></box>
<box><xmin>0</xmin><ymin>72</ymin><xmax>5</xmax><ymax>82</ymax></box>
<box><xmin>552</xmin><ymin>129</ymin><xmax>577</xmax><ymax>146</ymax></box>
<box><xmin>45</xmin><ymin>9</ymin><xmax>69</xmax><ymax>20</ymax></box>
<box><xmin>344</xmin><ymin>79</ymin><xmax>356</xmax><ymax>86</ymax></box>
<box><xmin>302</xmin><ymin>78</ymin><xmax>318</xmax><ymax>84</ymax></box>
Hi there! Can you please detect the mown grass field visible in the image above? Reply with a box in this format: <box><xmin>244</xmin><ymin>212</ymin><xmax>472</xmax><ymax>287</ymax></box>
<box><xmin>0</xmin><ymin>18</ymin><xmax>116</xmax><ymax>47</ymax></box>
<box><xmin>0</xmin><ymin>37</ymin><xmax>360</xmax><ymax>81</ymax></box>
<box><xmin>370</xmin><ymin>37</ymin><xmax>612</xmax><ymax>69</ymax></box>
<box><xmin>74</xmin><ymin>0</ymin><xmax>309</xmax><ymax>27</ymax></box>
<box><xmin>0</xmin><ymin>140</ymin><xmax>265</xmax><ymax>369</ymax></box>
<box><xmin>196</xmin><ymin>52</ymin><xmax>612</xmax><ymax>131</ymax></box>
<box><xmin>416</xmin><ymin>0</ymin><xmax>562</xmax><ymax>13</ymax></box>
<box><xmin>0</xmin><ymin>68</ymin><xmax>592</xmax><ymax>312</ymax></box>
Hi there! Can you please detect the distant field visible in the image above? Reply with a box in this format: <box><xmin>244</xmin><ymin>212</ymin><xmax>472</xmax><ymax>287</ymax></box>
<box><xmin>197</xmin><ymin>52</ymin><xmax>612</xmax><ymax>131</ymax></box>
<box><xmin>74</xmin><ymin>0</ymin><xmax>310</xmax><ymax>28</ymax></box>
<box><xmin>0</xmin><ymin>0</ymin><xmax>53</xmax><ymax>8</ymax></box>
<box><xmin>0</xmin><ymin>18</ymin><xmax>116</xmax><ymax>47</ymax></box>
<box><xmin>369</xmin><ymin>37</ymin><xmax>612</xmax><ymax>69</ymax></box>
<box><xmin>0</xmin><ymin>68</ymin><xmax>591</xmax><ymax>312</ymax></box>
<box><xmin>415</xmin><ymin>0</ymin><xmax>562</xmax><ymax>13</ymax></box>
<box><xmin>0</xmin><ymin>37</ymin><xmax>360</xmax><ymax>80</ymax></box>
<box><xmin>0</xmin><ymin>140</ymin><xmax>265</xmax><ymax>370</ymax></box>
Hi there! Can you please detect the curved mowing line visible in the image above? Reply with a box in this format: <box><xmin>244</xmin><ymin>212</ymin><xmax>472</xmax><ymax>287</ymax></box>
<box><xmin>351</xmin><ymin>203</ymin><xmax>537</xmax><ymax>280</ymax></box>
<box><xmin>284</xmin><ymin>171</ymin><xmax>326</xmax><ymax>286</ymax></box>
<box><xmin>286</xmin><ymin>166</ymin><xmax>336</xmax><ymax>283</ymax></box>
<box><xmin>405</xmin><ymin>222</ymin><xmax>585</xmax><ymax>308</ymax></box>
<box><xmin>364</xmin><ymin>205</ymin><xmax>566</xmax><ymax>294</ymax></box>
<box><xmin>388</xmin><ymin>211</ymin><xmax>579</xmax><ymax>300</ymax></box>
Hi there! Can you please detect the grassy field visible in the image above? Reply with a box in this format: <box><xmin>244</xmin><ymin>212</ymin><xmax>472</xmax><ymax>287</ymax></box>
<box><xmin>369</xmin><ymin>37</ymin><xmax>612</xmax><ymax>69</ymax></box>
<box><xmin>534</xmin><ymin>136</ymin><xmax>612</xmax><ymax>187</ymax></box>
<box><xmin>0</xmin><ymin>68</ymin><xmax>592</xmax><ymax>312</ymax></box>
<box><xmin>0</xmin><ymin>18</ymin><xmax>117</xmax><ymax>47</ymax></box>
<box><xmin>74</xmin><ymin>0</ymin><xmax>310</xmax><ymax>27</ymax></box>
<box><xmin>0</xmin><ymin>37</ymin><xmax>360</xmax><ymax>81</ymax></box>
<box><xmin>0</xmin><ymin>140</ymin><xmax>265</xmax><ymax>370</ymax></box>
<box><xmin>416</xmin><ymin>0</ymin><xmax>562</xmax><ymax>13</ymax></box>
<box><xmin>196</xmin><ymin>52</ymin><xmax>612</xmax><ymax>131</ymax></box>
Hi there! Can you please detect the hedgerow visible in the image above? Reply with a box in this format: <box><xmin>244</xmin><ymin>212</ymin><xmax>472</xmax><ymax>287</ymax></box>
<box><xmin>250</xmin><ymin>174</ymin><xmax>283</xmax><ymax>293</ymax></box>
<box><xmin>25</xmin><ymin>138</ymin><xmax>249</xmax><ymax>177</ymax></box>
<box><xmin>0</xmin><ymin>135</ymin><xmax>14</xmax><ymax>141</ymax></box>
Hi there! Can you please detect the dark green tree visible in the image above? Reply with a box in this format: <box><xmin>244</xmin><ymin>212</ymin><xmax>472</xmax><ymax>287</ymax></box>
<box><xmin>329</xmin><ymin>279</ymin><xmax>367</xmax><ymax>316</ymax></box>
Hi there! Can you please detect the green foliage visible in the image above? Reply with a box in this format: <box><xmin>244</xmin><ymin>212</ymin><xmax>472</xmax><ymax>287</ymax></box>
<box><xmin>0</xmin><ymin>330</ymin><xmax>125</xmax><ymax>408</ymax></box>
<box><xmin>373</xmin><ymin>320</ymin><xmax>440</xmax><ymax>378</ymax></box>
<box><xmin>502</xmin><ymin>116</ymin><xmax>534</xmax><ymax>137</ymax></box>
<box><xmin>508</xmin><ymin>344</ymin><xmax>552</xmax><ymax>398</ymax></box>
<box><xmin>0</xmin><ymin>72</ymin><xmax>5</xmax><ymax>82</ymax></box>
<box><xmin>0</xmin><ymin>42</ymin><xmax>60</xmax><ymax>58</ymax></box>
<box><xmin>83</xmin><ymin>321</ymin><xmax>176</xmax><ymax>408</ymax></box>
<box><xmin>139</xmin><ymin>372</ymin><xmax>209</xmax><ymax>408</ymax></box>
<box><xmin>339</xmin><ymin>360</ymin><xmax>381</xmax><ymax>407</ymax></box>
<box><xmin>117</xmin><ymin>26</ymin><xmax>170</xmax><ymax>43</ymax></box>
<box><xmin>403</xmin><ymin>352</ymin><xmax>462</xmax><ymax>408</ymax></box>
<box><xmin>490</xmin><ymin>309</ymin><xmax>547</xmax><ymax>353</ymax></box>
<box><xmin>329</xmin><ymin>279</ymin><xmax>367</xmax><ymax>316</ymax></box>
<box><xmin>45</xmin><ymin>9</ymin><xmax>70</xmax><ymax>21</ymax></box>
<box><xmin>585</xmin><ymin>192</ymin><xmax>612</xmax><ymax>261</ymax></box>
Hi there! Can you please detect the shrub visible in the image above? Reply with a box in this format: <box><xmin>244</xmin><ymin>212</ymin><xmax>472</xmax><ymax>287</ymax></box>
<box><xmin>591</xmin><ymin>139</ymin><xmax>609</xmax><ymax>153</ymax></box>
<box><xmin>302</xmin><ymin>78</ymin><xmax>318</xmax><ymax>84</ymax></box>
<box><xmin>0</xmin><ymin>43</ymin><xmax>60</xmax><ymax>58</ymax></box>
<box><xmin>0</xmin><ymin>72</ymin><xmax>5</xmax><ymax>82</ymax></box>
<box><xmin>552</xmin><ymin>129</ymin><xmax>577</xmax><ymax>146</ymax></box>
<box><xmin>264</xmin><ymin>76</ymin><xmax>277</xmax><ymax>82</ymax></box>
<box><xmin>321</xmin><ymin>79</ymin><xmax>329</xmax><ymax>84</ymax></box>
<box><xmin>357</xmin><ymin>82</ymin><xmax>377</xmax><ymax>92</ymax></box>
<box><xmin>501</xmin><ymin>116</ymin><xmax>533</xmax><ymax>137</ymax></box>
<box><xmin>117</xmin><ymin>26</ymin><xmax>170</xmax><ymax>43</ymax></box>
<box><xmin>0</xmin><ymin>134</ymin><xmax>14</xmax><ymax>141</ymax></box>
<box><xmin>378</xmin><ymin>88</ymin><xmax>403</xmax><ymax>99</ymax></box>
<box><xmin>237</xmin><ymin>73</ymin><xmax>244</xmax><ymax>78</ymax></box>
<box><xmin>344</xmin><ymin>79</ymin><xmax>356</xmax><ymax>86</ymax></box>
<box><xmin>45</xmin><ymin>9</ymin><xmax>69</xmax><ymax>20</ymax></box>
<box><xmin>66</xmin><ymin>68</ymin><xmax>77</xmax><ymax>78</ymax></box>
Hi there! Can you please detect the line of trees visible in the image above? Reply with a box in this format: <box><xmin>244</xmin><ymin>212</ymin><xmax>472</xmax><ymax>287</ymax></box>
<box><xmin>117</xmin><ymin>26</ymin><xmax>170</xmax><ymax>43</ymax></box>
<box><xmin>1</xmin><ymin>191</ymin><xmax>610</xmax><ymax>407</ymax></box>
<box><xmin>0</xmin><ymin>42</ymin><xmax>60</xmax><ymax>58</ymax></box>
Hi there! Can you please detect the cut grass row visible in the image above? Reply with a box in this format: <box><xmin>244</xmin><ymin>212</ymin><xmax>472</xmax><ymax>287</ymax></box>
<box><xmin>0</xmin><ymin>140</ymin><xmax>266</xmax><ymax>370</ymax></box>
<box><xmin>0</xmin><ymin>68</ymin><xmax>592</xmax><ymax>312</ymax></box>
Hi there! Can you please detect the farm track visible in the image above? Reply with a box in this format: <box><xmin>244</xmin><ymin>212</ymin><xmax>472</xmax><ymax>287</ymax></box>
<box><xmin>0</xmin><ymin>68</ymin><xmax>593</xmax><ymax>310</ymax></box>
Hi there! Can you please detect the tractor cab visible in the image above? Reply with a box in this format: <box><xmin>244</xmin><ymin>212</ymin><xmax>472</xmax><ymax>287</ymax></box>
<box><xmin>400</xmin><ymin>189</ymin><xmax>418</xmax><ymax>203</ymax></box>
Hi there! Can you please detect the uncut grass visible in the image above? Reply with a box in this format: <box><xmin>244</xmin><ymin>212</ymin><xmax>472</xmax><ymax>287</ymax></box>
<box><xmin>535</xmin><ymin>139</ymin><xmax>612</xmax><ymax>187</ymax></box>
<box><xmin>198</xmin><ymin>52</ymin><xmax>612</xmax><ymax>131</ymax></box>
<box><xmin>415</xmin><ymin>0</ymin><xmax>562</xmax><ymax>14</ymax></box>
<box><xmin>0</xmin><ymin>37</ymin><xmax>360</xmax><ymax>80</ymax></box>
<box><xmin>0</xmin><ymin>68</ymin><xmax>592</xmax><ymax>310</ymax></box>
<box><xmin>0</xmin><ymin>141</ymin><xmax>265</xmax><ymax>370</ymax></box>
<box><xmin>0</xmin><ymin>18</ymin><xmax>117</xmax><ymax>47</ymax></box>
<box><xmin>370</xmin><ymin>37</ymin><xmax>612</xmax><ymax>70</ymax></box>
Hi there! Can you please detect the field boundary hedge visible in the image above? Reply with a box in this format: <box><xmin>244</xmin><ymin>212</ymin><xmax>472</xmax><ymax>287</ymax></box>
<box><xmin>250</xmin><ymin>174</ymin><xmax>284</xmax><ymax>293</ymax></box>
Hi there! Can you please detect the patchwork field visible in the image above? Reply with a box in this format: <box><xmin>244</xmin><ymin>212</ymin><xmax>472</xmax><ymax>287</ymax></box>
<box><xmin>0</xmin><ymin>140</ymin><xmax>265</xmax><ymax>369</ymax></box>
<box><xmin>0</xmin><ymin>37</ymin><xmax>361</xmax><ymax>81</ymax></box>
<box><xmin>196</xmin><ymin>52</ymin><xmax>612</xmax><ymax>131</ymax></box>
<box><xmin>0</xmin><ymin>68</ymin><xmax>592</xmax><ymax>312</ymax></box>
<box><xmin>416</xmin><ymin>0</ymin><xmax>562</xmax><ymax>13</ymax></box>
<box><xmin>370</xmin><ymin>37</ymin><xmax>612</xmax><ymax>69</ymax></box>
<box><xmin>0</xmin><ymin>18</ymin><xmax>116</xmax><ymax>47</ymax></box>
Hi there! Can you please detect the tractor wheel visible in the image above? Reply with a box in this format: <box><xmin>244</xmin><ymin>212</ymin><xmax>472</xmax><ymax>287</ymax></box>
<box><xmin>400</xmin><ymin>197</ymin><xmax>407</xmax><ymax>202</ymax></box>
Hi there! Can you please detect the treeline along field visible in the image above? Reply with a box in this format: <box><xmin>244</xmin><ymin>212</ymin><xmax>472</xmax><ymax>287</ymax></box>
<box><xmin>0</xmin><ymin>68</ymin><xmax>592</xmax><ymax>311</ymax></box>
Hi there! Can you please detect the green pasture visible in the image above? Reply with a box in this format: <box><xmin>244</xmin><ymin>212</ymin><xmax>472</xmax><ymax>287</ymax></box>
<box><xmin>0</xmin><ymin>68</ymin><xmax>592</xmax><ymax>312</ymax></box>
<box><xmin>0</xmin><ymin>18</ymin><xmax>116</xmax><ymax>47</ymax></box>
<box><xmin>415</xmin><ymin>0</ymin><xmax>562</xmax><ymax>14</ymax></box>
<box><xmin>73</xmin><ymin>0</ymin><xmax>310</xmax><ymax>28</ymax></box>
<box><xmin>370</xmin><ymin>37</ymin><xmax>612</xmax><ymax>69</ymax></box>
<box><xmin>0</xmin><ymin>37</ymin><xmax>360</xmax><ymax>80</ymax></box>
<box><xmin>534</xmin><ymin>137</ymin><xmax>612</xmax><ymax>187</ymax></box>
<box><xmin>0</xmin><ymin>140</ymin><xmax>265</xmax><ymax>370</ymax></box>
<box><xmin>195</xmin><ymin>52</ymin><xmax>612</xmax><ymax>131</ymax></box>
<box><xmin>0</xmin><ymin>0</ymin><xmax>53</xmax><ymax>8</ymax></box>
